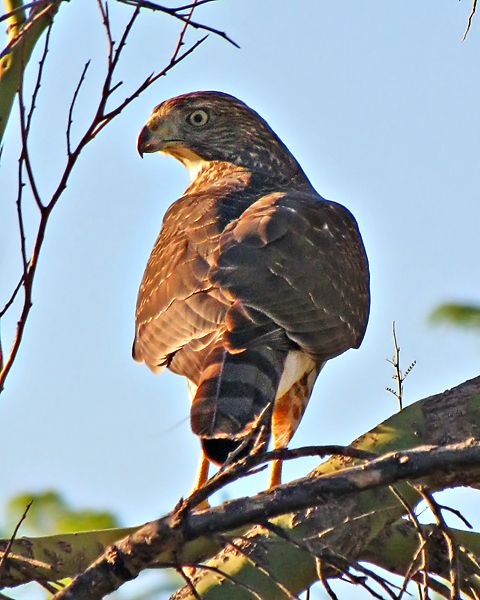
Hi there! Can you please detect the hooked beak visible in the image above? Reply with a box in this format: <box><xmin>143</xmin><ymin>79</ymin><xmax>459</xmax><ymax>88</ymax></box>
<box><xmin>137</xmin><ymin>119</ymin><xmax>182</xmax><ymax>158</ymax></box>
<box><xmin>137</xmin><ymin>125</ymin><xmax>153</xmax><ymax>158</ymax></box>
<box><xmin>137</xmin><ymin>119</ymin><xmax>201</xmax><ymax>168</ymax></box>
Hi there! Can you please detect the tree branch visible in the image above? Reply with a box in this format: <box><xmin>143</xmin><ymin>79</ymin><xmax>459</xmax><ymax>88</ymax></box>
<box><xmin>32</xmin><ymin>375</ymin><xmax>476</xmax><ymax>599</ymax></box>
<box><xmin>115</xmin><ymin>0</ymin><xmax>239</xmax><ymax>47</ymax></box>
<box><xmin>2</xmin><ymin>376</ymin><xmax>480</xmax><ymax>597</ymax></box>
<box><xmin>0</xmin><ymin>0</ymin><xmax>63</xmax><ymax>143</ymax></box>
<box><xmin>0</xmin><ymin>0</ymin><xmax>219</xmax><ymax>393</ymax></box>
<box><xmin>463</xmin><ymin>0</ymin><xmax>478</xmax><ymax>40</ymax></box>
<box><xmin>50</xmin><ymin>438</ymin><xmax>480</xmax><ymax>599</ymax></box>
<box><xmin>171</xmin><ymin>374</ymin><xmax>480</xmax><ymax>599</ymax></box>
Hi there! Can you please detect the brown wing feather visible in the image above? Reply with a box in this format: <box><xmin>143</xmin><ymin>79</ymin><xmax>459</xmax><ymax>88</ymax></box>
<box><xmin>133</xmin><ymin>191</ymin><xmax>228</xmax><ymax>375</ymax></box>
<box><xmin>210</xmin><ymin>191</ymin><xmax>370</xmax><ymax>361</ymax></box>
<box><xmin>133</xmin><ymin>169</ymin><xmax>266</xmax><ymax>380</ymax></box>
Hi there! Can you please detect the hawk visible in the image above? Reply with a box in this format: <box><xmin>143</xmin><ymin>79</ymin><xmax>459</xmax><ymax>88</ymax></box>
<box><xmin>135</xmin><ymin>91</ymin><xmax>370</xmax><ymax>490</ymax></box>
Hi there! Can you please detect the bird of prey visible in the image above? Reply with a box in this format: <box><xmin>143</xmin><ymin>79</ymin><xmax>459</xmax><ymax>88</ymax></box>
<box><xmin>135</xmin><ymin>91</ymin><xmax>370</xmax><ymax>491</ymax></box>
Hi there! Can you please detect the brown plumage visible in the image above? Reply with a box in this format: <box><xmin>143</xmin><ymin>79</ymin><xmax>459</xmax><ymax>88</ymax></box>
<box><xmin>135</xmin><ymin>91</ymin><xmax>370</xmax><ymax>488</ymax></box>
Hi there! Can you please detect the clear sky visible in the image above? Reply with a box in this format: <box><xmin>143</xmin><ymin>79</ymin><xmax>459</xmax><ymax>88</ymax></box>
<box><xmin>1</xmin><ymin>1</ymin><xmax>480</xmax><ymax>598</ymax></box>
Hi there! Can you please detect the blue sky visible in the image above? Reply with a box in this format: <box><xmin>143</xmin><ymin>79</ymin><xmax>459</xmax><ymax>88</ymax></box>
<box><xmin>1</xmin><ymin>1</ymin><xmax>479</xmax><ymax>598</ymax></box>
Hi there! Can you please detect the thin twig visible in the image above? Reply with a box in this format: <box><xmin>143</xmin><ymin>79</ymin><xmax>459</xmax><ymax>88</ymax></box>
<box><xmin>435</xmin><ymin>502</ymin><xmax>473</xmax><ymax>530</ymax></box>
<box><xmin>0</xmin><ymin>0</ymin><xmax>47</xmax><ymax>23</ymax></box>
<box><xmin>386</xmin><ymin>321</ymin><xmax>416</xmax><ymax>411</ymax></box>
<box><xmin>469</xmin><ymin>586</ymin><xmax>480</xmax><ymax>600</ymax></box>
<box><xmin>182</xmin><ymin>444</ymin><xmax>375</xmax><ymax>514</ymax></box>
<box><xmin>344</xmin><ymin>573</ymin><xmax>387</xmax><ymax>600</ymax></box>
<box><xmin>18</xmin><ymin>69</ymin><xmax>44</xmax><ymax>209</ymax></box>
<box><xmin>420</xmin><ymin>488</ymin><xmax>461</xmax><ymax>600</ymax></box>
<box><xmin>91</xmin><ymin>35</ymin><xmax>208</xmax><ymax>138</ymax></box>
<box><xmin>0</xmin><ymin>0</ymin><xmax>59</xmax><ymax>60</ymax></box>
<box><xmin>96</xmin><ymin>0</ymin><xmax>113</xmax><ymax>56</ymax></box>
<box><xmin>15</xmin><ymin>158</ymin><xmax>28</xmax><ymax>270</ymax></box>
<box><xmin>116</xmin><ymin>0</ymin><xmax>239</xmax><ymax>47</ymax></box>
<box><xmin>463</xmin><ymin>0</ymin><xmax>477</xmax><ymax>40</ymax></box>
<box><xmin>1</xmin><ymin>0</ymin><xmax>217</xmax><ymax>393</ymax></box>
<box><xmin>318</xmin><ymin>561</ymin><xmax>339</xmax><ymax>600</ymax></box>
<box><xmin>0</xmin><ymin>501</ymin><xmax>32</xmax><ymax>581</ymax></box>
<box><xmin>262</xmin><ymin>519</ymin><xmax>399</xmax><ymax>600</ymax></box>
<box><xmin>176</xmin><ymin>565</ymin><xmax>201</xmax><ymax>599</ymax></box>
<box><xmin>390</xmin><ymin>485</ymin><xmax>430</xmax><ymax>600</ymax></box>
<box><xmin>170</xmin><ymin>0</ymin><xmax>197</xmax><ymax>63</ymax></box>
<box><xmin>27</xmin><ymin>20</ymin><xmax>52</xmax><ymax>132</ymax></box>
<box><xmin>111</xmin><ymin>2</ymin><xmax>141</xmax><ymax>74</ymax></box>
<box><xmin>167</xmin><ymin>559</ymin><xmax>264</xmax><ymax>600</ymax></box>
<box><xmin>460</xmin><ymin>544</ymin><xmax>480</xmax><ymax>577</ymax></box>
<box><xmin>66</xmin><ymin>60</ymin><xmax>91</xmax><ymax>156</ymax></box>
<box><xmin>222</xmin><ymin>535</ymin><xmax>300</xmax><ymax>600</ymax></box>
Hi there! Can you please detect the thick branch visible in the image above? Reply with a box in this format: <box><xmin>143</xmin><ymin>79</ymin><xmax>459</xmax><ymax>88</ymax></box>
<box><xmin>2</xmin><ymin>377</ymin><xmax>479</xmax><ymax>597</ymax></box>
<box><xmin>171</xmin><ymin>375</ymin><xmax>480</xmax><ymax>599</ymax></box>
<box><xmin>54</xmin><ymin>438</ymin><xmax>480</xmax><ymax>599</ymax></box>
<box><xmin>0</xmin><ymin>0</ymin><xmax>63</xmax><ymax>143</ymax></box>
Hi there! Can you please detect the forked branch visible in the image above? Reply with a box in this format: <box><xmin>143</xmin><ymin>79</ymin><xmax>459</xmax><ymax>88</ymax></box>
<box><xmin>0</xmin><ymin>0</ymin><xmax>223</xmax><ymax>393</ymax></box>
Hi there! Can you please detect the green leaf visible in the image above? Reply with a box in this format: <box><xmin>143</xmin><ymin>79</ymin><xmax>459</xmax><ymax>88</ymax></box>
<box><xmin>5</xmin><ymin>490</ymin><xmax>119</xmax><ymax>536</ymax></box>
<box><xmin>429</xmin><ymin>302</ymin><xmax>480</xmax><ymax>330</ymax></box>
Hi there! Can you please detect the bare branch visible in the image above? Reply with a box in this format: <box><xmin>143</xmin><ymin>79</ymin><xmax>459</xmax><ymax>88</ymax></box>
<box><xmin>0</xmin><ymin>0</ymin><xmax>47</xmax><ymax>23</ymax></box>
<box><xmin>181</xmin><ymin>444</ymin><xmax>375</xmax><ymax>514</ymax></box>
<box><xmin>18</xmin><ymin>73</ymin><xmax>43</xmax><ymax>209</ymax></box>
<box><xmin>223</xmin><ymin>535</ymin><xmax>301</xmax><ymax>600</ymax></box>
<box><xmin>318</xmin><ymin>561</ymin><xmax>339</xmax><ymax>600</ymax></box>
<box><xmin>116</xmin><ymin>0</ymin><xmax>239</xmax><ymax>47</ymax></box>
<box><xmin>52</xmin><ymin>438</ymin><xmax>480</xmax><ymax>599</ymax></box>
<box><xmin>420</xmin><ymin>488</ymin><xmax>461</xmax><ymax>600</ymax></box>
<box><xmin>386</xmin><ymin>321</ymin><xmax>416</xmax><ymax>411</ymax></box>
<box><xmin>66</xmin><ymin>60</ymin><xmax>91</xmax><ymax>156</ymax></box>
<box><xmin>1</xmin><ymin>0</ymin><xmax>222</xmax><ymax>392</ymax></box>
<box><xmin>15</xmin><ymin>158</ymin><xmax>28</xmax><ymax>270</ymax></box>
<box><xmin>389</xmin><ymin>486</ymin><xmax>430</xmax><ymax>600</ymax></box>
<box><xmin>111</xmin><ymin>1</ymin><xmax>141</xmax><ymax>73</ymax></box>
<box><xmin>96</xmin><ymin>0</ymin><xmax>114</xmax><ymax>58</ymax></box>
<box><xmin>0</xmin><ymin>276</ymin><xmax>24</xmax><ymax>318</ymax></box>
<box><xmin>463</xmin><ymin>0</ymin><xmax>477</xmax><ymax>40</ymax></box>
<box><xmin>26</xmin><ymin>19</ymin><xmax>52</xmax><ymax>132</ymax></box>
<box><xmin>0</xmin><ymin>501</ymin><xmax>32</xmax><ymax>581</ymax></box>
<box><xmin>170</xmin><ymin>0</ymin><xmax>198</xmax><ymax>63</ymax></box>
<box><xmin>176</xmin><ymin>565</ymin><xmax>201</xmax><ymax>600</ymax></box>
<box><xmin>0</xmin><ymin>1</ymin><xmax>60</xmax><ymax>61</ymax></box>
<box><xmin>435</xmin><ymin>502</ymin><xmax>473</xmax><ymax>531</ymax></box>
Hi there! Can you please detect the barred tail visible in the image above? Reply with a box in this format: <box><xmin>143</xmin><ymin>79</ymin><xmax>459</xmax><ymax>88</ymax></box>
<box><xmin>190</xmin><ymin>345</ymin><xmax>287</xmax><ymax>465</ymax></box>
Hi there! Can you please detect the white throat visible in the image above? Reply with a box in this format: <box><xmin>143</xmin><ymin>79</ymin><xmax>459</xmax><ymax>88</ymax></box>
<box><xmin>183</xmin><ymin>156</ymin><xmax>209</xmax><ymax>181</ymax></box>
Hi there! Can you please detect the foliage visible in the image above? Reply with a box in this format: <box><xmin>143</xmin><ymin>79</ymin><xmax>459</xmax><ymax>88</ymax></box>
<box><xmin>3</xmin><ymin>491</ymin><xmax>119</xmax><ymax>537</ymax></box>
<box><xmin>430</xmin><ymin>302</ymin><xmax>480</xmax><ymax>330</ymax></box>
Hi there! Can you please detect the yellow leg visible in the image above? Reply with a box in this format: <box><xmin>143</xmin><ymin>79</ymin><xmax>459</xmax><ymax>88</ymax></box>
<box><xmin>188</xmin><ymin>450</ymin><xmax>211</xmax><ymax>511</ymax></box>
<box><xmin>185</xmin><ymin>452</ymin><xmax>210</xmax><ymax>578</ymax></box>
<box><xmin>268</xmin><ymin>458</ymin><xmax>283</xmax><ymax>489</ymax></box>
<box><xmin>190</xmin><ymin>449</ymin><xmax>210</xmax><ymax>495</ymax></box>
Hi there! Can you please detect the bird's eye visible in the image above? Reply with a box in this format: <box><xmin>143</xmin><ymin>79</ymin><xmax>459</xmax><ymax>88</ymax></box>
<box><xmin>187</xmin><ymin>109</ymin><xmax>209</xmax><ymax>127</ymax></box>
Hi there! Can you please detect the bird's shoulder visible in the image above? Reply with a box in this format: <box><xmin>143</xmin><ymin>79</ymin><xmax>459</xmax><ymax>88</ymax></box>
<box><xmin>210</xmin><ymin>190</ymin><xmax>370</xmax><ymax>358</ymax></box>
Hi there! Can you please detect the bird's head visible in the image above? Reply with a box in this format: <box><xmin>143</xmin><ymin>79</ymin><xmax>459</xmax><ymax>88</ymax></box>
<box><xmin>137</xmin><ymin>91</ymin><xmax>304</xmax><ymax>181</ymax></box>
